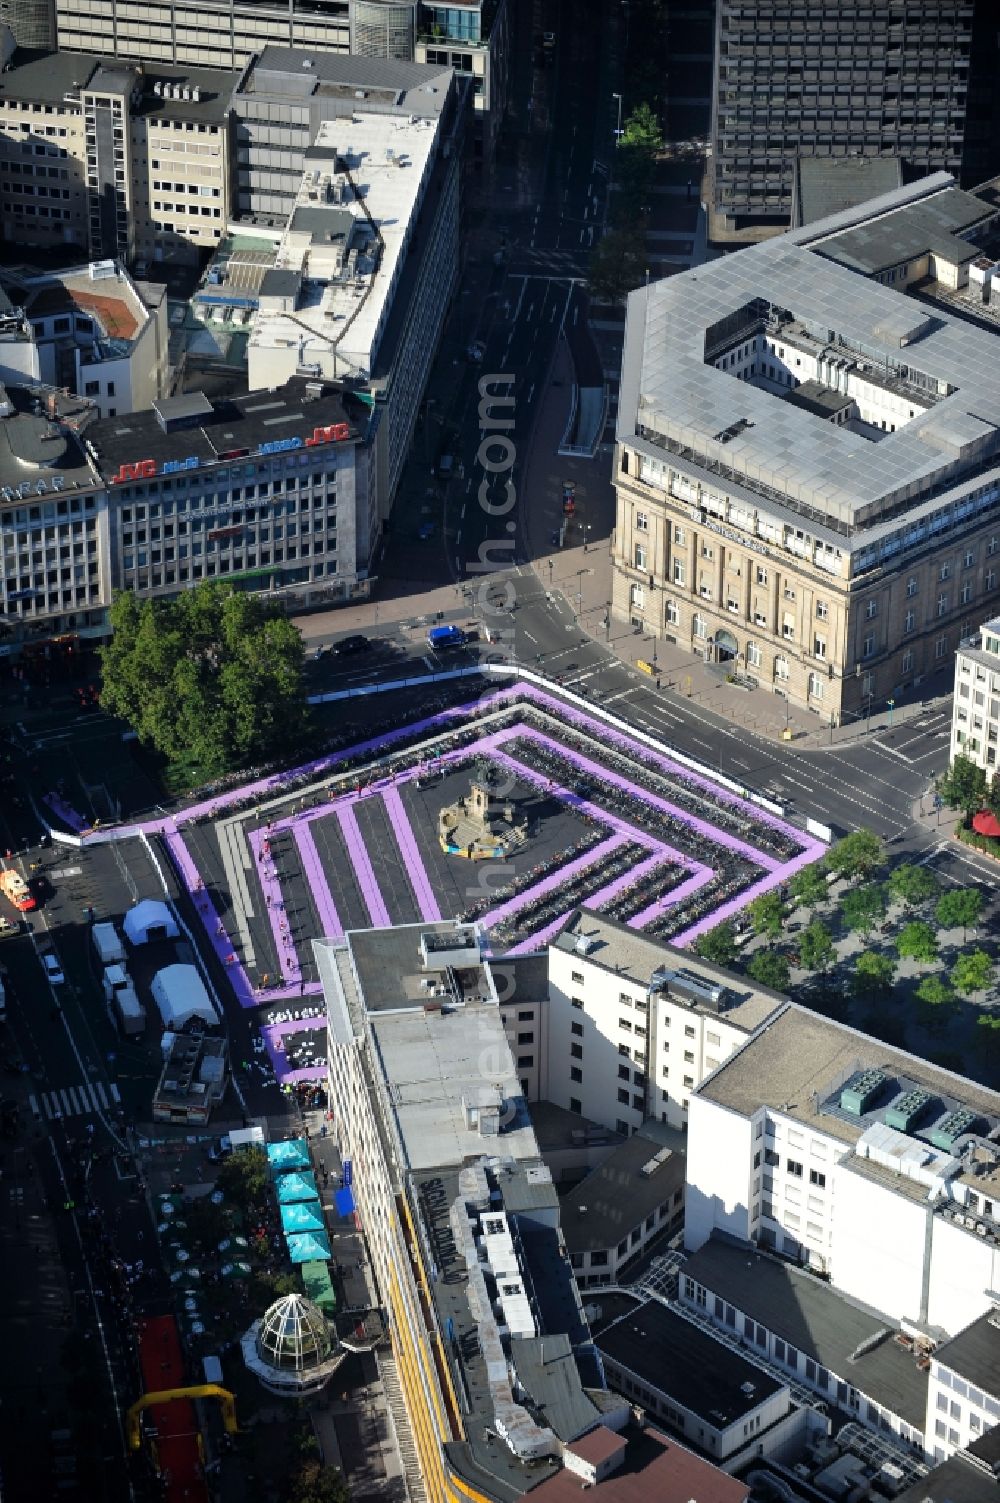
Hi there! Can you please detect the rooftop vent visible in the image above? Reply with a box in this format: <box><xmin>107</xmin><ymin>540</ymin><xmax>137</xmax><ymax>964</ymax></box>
<box><xmin>930</xmin><ymin>1108</ymin><xmax>984</xmax><ymax>1151</ymax></box>
<box><xmin>884</xmin><ymin>1089</ymin><xmax>937</xmax><ymax>1134</ymax></box>
<box><xmin>840</xmin><ymin>1069</ymin><xmax>890</xmax><ymax>1117</ymax></box>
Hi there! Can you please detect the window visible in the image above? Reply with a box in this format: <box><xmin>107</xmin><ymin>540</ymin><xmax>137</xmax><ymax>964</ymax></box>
<box><xmin>571</xmin><ymin>1021</ymin><xmax>583</xmax><ymax>1037</ymax></box>
<box><xmin>906</xmin><ymin>576</ymin><xmax>918</xmax><ymax>597</ymax></box>
<box><xmin>636</xmin><ymin>511</ymin><xmax>649</xmax><ymax>532</ymax></box>
<box><xmin>618</xmin><ymin>1064</ymin><xmax>630</xmax><ymax>1081</ymax></box>
<box><xmin>571</xmin><ymin>971</ymin><xmax>584</xmax><ymax>984</ymax></box>
<box><xmin>617</xmin><ymin>1088</ymin><xmax>630</xmax><ymax>1105</ymax></box>
<box><xmin>809</xmin><ymin>1169</ymin><xmax>826</xmax><ymax>1188</ymax></box>
<box><xmin>775</xmin><ymin>656</ymin><xmax>789</xmax><ymax>681</ymax></box>
<box><xmin>570</xmin><ymin>1043</ymin><xmax>583</xmax><ymax>1060</ymax></box>
<box><xmin>517</xmin><ymin>1054</ymin><xmax>534</xmax><ymax>1068</ymax></box>
<box><xmin>937</xmin><ymin>592</ymin><xmax>948</xmax><ymax>617</ymax></box>
<box><xmin>815</xmin><ymin>600</ymin><xmax>828</xmax><ymax>620</ymax></box>
<box><xmin>571</xmin><ymin>997</ymin><xmax>584</xmax><ymax>1010</ymax></box>
<box><xmin>902</xmin><ymin>649</ymin><xmax>913</xmax><ymax>674</ymax></box>
<box><xmin>808</xmin><ymin>672</ymin><xmax>824</xmax><ymax>700</ymax></box>
<box><xmin>747</xmin><ymin>641</ymin><xmax>761</xmax><ymax>668</ymax></box>
<box><xmin>570</xmin><ymin>1097</ymin><xmax>582</xmax><ymax>1114</ymax></box>
<box><xmin>813</xmin><ymin>635</ymin><xmax>826</xmax><ymax>659</ymax></box>
<box><xmin>756</xmin><ymin>566</ymin><xmax>768</xmax><ymax>584</ymax></box>
<box><xmin>693</xmin><ymin>614</ymin><xmax>707</xmax><ymax>639</ymax></box>
<box><xmin>865</xmin><ymin>598</ymin><xmax>878</xmax><ymax>619</ymax></box>
<box><xmin>570</xmin><ymin>1066</ymin><xmax>583</xmax><ymax>1083</ymax></box>
<box><xmin>673</xmin><ymin>558</ymin><xmax>686</xmax><ymax>585</ymax></box>
<box><xmin>787</xmin><ymin>1159</ymin><xmax>803</xmax><ymax>1177</ymax></box>
<box><xmin>673</xmin><ymin>525</ymin><xmax>686</xmax><ymax>545</ymax></box>
<box><xmin>619</xmin><ymin>1017</ymin><xmax>632</xmax><ymax>1033</ymax></box>
<box><xmin>517</xmin><ymin>1031</ymin><xmax>533</xmax><ymax>1044</ymax></box>
<box><xmin>619</xmin><ymin>992</ymin><xmax>633</xmax><ymax>1007</ymax></box>
<box><xmin>964</xmin><ymin>549</ymin><xmax>975</xmax><ymax>568</ymax></box>
<box><xmin>940</xmin><ymin>561</ymin><xmax>951</xmax><ymax>580</ymax></box>
<box><xmin>701</xmin><ymin>542</ymin><xmax>714</xmax><ymax>560</ymax></box>
<box><xmin>904</xmin><ymin>608</ymin><xmax>915</xmax><ymax>633</ymax></box>
<box><xmin>634</xmin><ymin>543</ymin><xmax>647</xmax><ymax>571</ymax></box>
<box><xmin>666</xmin><ymin>599</ymin><xmax>679</xmax><ymax>626</ymax></box>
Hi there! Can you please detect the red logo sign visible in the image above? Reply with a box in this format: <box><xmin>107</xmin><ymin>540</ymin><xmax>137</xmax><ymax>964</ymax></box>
<box><xmin>305</xmin><ymin>423</ymin><xmax>351</xmax><ymax>447</ymax></box>
<box><xmin>111</xmin><ymin>459</ymin><xmax>156</xmax><ymax>484</ymax></box>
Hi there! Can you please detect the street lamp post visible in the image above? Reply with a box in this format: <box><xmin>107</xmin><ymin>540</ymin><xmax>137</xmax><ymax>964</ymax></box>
<box><xmin>612</xmin><ymin>91</ymin><xmax>623</xmax><ymax>143</ymax></box>
<box><xmin>605</xmin><ymin>599</ymin><xmax>612</xmax><ymax>643</ymax></box>
<box><xmin>887</xmin><ymin>696</ymin><xmax>895</xmax><ymax>728</ymax></box>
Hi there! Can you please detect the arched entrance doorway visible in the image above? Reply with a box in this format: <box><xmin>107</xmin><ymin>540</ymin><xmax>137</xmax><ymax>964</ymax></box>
<box><xmin>714</xmin><ymin>628</ymin><xmax>739</xmax><ymax>664</ymax></box>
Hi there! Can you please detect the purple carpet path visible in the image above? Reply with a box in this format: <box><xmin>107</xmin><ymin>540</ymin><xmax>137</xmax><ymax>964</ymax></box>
<box><xmin>674</xmin><ymin>843</ymin><xmax>821</xmax><ymax>949</ymax></box>
<box><xmin>247</xmin><ymin>828</ymin><xmax>302</xmax><ymax>985</ymax></box>
<box><xmin>293</xmin><ymin>822</ymin><xmax>344</xmax><ymax>940</ymax></box>
<box><xmin>381</xmin><ymin>787</ymin><xmax>442</xmax><ymax>923</ymax></box>
<box><xmin>336</xmin><ymin>800</ymin><xmax>392</xmax><ymax>928</ymax></box>
<box><xmin>261</xmin><ymin>1018</ymin><xmax>327</xmax><ymax>1083</ymax></box>
<box><xmin>588</xmin><ymin>851</ymin><xmax>708</xmax><ymax>914</ymax></box>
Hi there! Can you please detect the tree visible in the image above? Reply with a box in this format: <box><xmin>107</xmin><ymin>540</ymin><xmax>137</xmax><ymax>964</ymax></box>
<box><xmin>100</xmin><ymin>581</ymin><xmax>308</xmax><ymax>780</ymax></box>
<box><xmin>217</xmin><ymin>1144</ymin><xmax>269</xmax><ymax>1212</ymax></box>
<box><xmin>850</xmin><ymin>950</ymin><xmax>895</xmax><ymax>998</ymax></box>
<box><xmin>841</xmin><ymin>883</ymin><xmax>886</xmax><ymax>939</ymax></box>
<box><xmin>283</xmin><ymin>1459</ymin><xmax>350</xmax><ymax>1503</ymax></box>
<box><xmin>824</xmin><ymin>829</ymin><xmax>885</xmax><ymax>882</ymax></box>
<box><xmin>694</xmin><ymin>921</ymin><xmax>737</xmax><ymax>969</ymax></box>
<box><xmin>749</xmin><ymin>890</ymin><xmax>784</xmax><ymax>940</ymax></box>
<box><xmin>798</xmin><ymin>919</ymin><xmax>835</xmax><ymax>974</ymax></box>
<box><xmin>588</xmin><ymin>227</ymin><xmax>647</xmax><ymax>304</ymax></box>
<box><xmin>895</xmin><ymin>921</ymin><xmax>939</xmax><ymax>966</ymax></box>
<box><xmin>936</xmin><ymin>755</ymin><xmax>988</xmax><ymax>818</ymax></box>
<box><xmin>616</xmin><ymin>102</ymin><xmax>664</xmax><ymax>205</ymax></box>
<box><xmin>888</xmin><ymin>863</ymin><xmax>938</xmax><ymax>909</ymax></box>
<box><xmin>951</xmin><ymin>948</ymin><xmax>994</xmax><ymax>997</ymax></box>
<box><xmin>747</xmin><ymin>950</ymin><xmax>790</xmax><ymax>992</ymax></box>
<box><xmin>915</xmin><ymin>974</ymin><xmax>955</xmax><ymax>1033</ymax></box>
<box><xmin>935</xmin><ymin>886</ymin><xmax>983</xmax><ymax>942</ymax></box>
<box><xmin>789</xmin><ymin>863</ymin><xmax>828</xmax><ymax>910</ymax></box>
<box><xmin>977</xmin><ymin>1013</ymin><xmax>1000</xmax><ymax>1065</ymax></box>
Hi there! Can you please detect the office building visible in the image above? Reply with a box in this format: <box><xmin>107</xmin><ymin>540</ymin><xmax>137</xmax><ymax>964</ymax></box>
<box><xmin>707</xmin><ymin>0</ymin><xmax>976</xmax><ymax>245</ymax></box>
<box><xmin>56</xmin><ymin>0</ymin><xmax>508</xmax><ymax>162</ymax></box>
<box><xmin>231</xmin><ymin>48</ymin><xmax>457</xmax><ymax>224</ymax></box>
<box><xmin>951</xmin><ymin>618</ymin><xmax>1000</xmax><ymax>779</ymax></box>
<box><xmin>82</xmin><ymin>379</ymin><xmax>375</xmax><ymax>607</ymax></box>
<box><xmin>684</xmin><ymin>1001</ymin><xmax>1000</xmax><ymax>1341</ymax></box>
<box><xmin>528</xmin><ymin>1426</ymin><xmax>751</xmax><ymax>1503</ymax></box>
<box><xmin>559</xmin><ymin>1126</ymin><xmax>685</xmax><ymax>1289</ymax></box>
<box><xmin>679</xmin><ymin>1233</ymin><xmax>932</xmax><ymax>1456</ymax></box>
<box><xmin>0</xmin><ymin>0</ymin><xmax>53</xmax><ymax>50</ymax></box>
<box><xmin>595</xmin><ymin>1298</ymin><xmax>820</xmax><ymax>1469</ymax></box>
<box><xmin>0</xmin><ymin>48</ymin><xmax>236</xmax><ymax>264</ymax></box>
<box><xmin>315</xmin><ymin>919</ymin><xmax>634</xmax><ymax>1503</ymax></box>
<box><xmin>893</xmin><ymin>1441</ymin><xmax>1000</xmax><ymax>1503</ymax></box>
<box><xmin>927</xmin><ymin>1311</ymin><xmax>1000</xmax><ymax>1463</ymax></box>
<box><xmin>613</xmin><ymin>175</ymin><xmax>1000</xmax><ymax>722</ymax></box>
<box><xmin>546</xmin><ymin>910</ymin><xmax>785</xmax><ymax>1134</ymax></box>
<box><xmin>0</xmin><ymin>263</ymin><xmax>168</xmax><ymax>419</ymax></box>
<box><xmin>244</xmin><ymin>72</ymin><xmax>465</xmax><ymax>516</ymax></box>
<box><xmin>0</xmin><ymin>383</ymin><xmax>109</xmax><ymax>655</ymax></box>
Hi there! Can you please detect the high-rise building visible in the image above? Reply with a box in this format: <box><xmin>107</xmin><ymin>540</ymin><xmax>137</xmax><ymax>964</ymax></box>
<box><xmin>950</xmin><ymin>616</ymin><xmax>1000</xmax><ymax>779</ymax></box>
<box><xmin>708</xmin><ymin>0</ymin><xmax>976</xmax><ymax>245</ymax></box>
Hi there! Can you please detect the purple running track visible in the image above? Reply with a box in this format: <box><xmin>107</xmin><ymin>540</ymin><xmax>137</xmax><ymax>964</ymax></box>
<box><xmin>336</xmin><ymin>800</ymin><xmax>391</xmax><ymax>928</ymax></box>
<box><xmin>381</xmin><ymin>787</ymin><xmax>442</xmax><ymax>922</ymax></box>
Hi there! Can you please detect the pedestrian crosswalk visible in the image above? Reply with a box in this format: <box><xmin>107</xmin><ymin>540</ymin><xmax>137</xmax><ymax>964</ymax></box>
<box><xmin>29</xmin><ymin>1080</ymin><xmax>120</xmax><ymax>1121</ymax></box>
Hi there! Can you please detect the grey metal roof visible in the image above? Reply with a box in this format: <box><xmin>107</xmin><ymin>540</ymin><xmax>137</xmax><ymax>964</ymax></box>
<box><xmin>248</xmin><ymin>46</ymin><xmax>454</xmax><ymax>115</ymax></box>
<box><xmin>813</xmin><ymin>186</ymin><xmax>993</xmax><ymax>275</ymax></box>
<box><xmin>0</xmin><ymin>48</ymin><xmax>98</xmax><ymax>107</ymax></box>
<box><xmin>682</xmin><ymin>1236</ymin><xmax>929</xmax><ymax>1429</ymax></box>
<box><xmin>935</xmin><ymin>1312</ymin><xmax>1000</xmax><ymax>1396</ymax></box>
<box><xmin>558</xmin><ymin>1131</ymin><xmax>684</xmax><ymax>1255</ymax></box>
<box><xmin>619</xmin><ymin>180</ymin><xmax>1000</xmax><ymax>549</ymax></box>
<box><xmin>894</xmin><ymin>1454</ymin><xmax>1000</xmax><ymax>1503</ymax></box>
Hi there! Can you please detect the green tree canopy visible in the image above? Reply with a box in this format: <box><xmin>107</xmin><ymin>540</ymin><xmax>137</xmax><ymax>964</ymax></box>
<box><xmin>936</xmin><ymin>755</ymin><xmax>988</xmax><ymax>817</ymax></box>
<box><xmin>951</xmin><ymin>948</ymin><xmax>994</xmax><ymax>997</ymax></box>
<box><xmin>747</xmin><ymin>950</ymin><xmax>790</xmax><ymax>992</ymax></box>
<box><xmin>825</xmin><ymin>829</ymin><xmax>885</xmax><ymax>882</ymax></box>
<box><xmin>789</xmin><ymin>863</ymin><xmax>828</xmax><ymax>910</ymax></box>
<box><xmin>887</xmin><ymin>863</ymin><xmax>938</xmax><ymax>909</ymax></box>
<box><xmin>841</xmin><ymin>883</ymin><xmax>886</xmax><ymax>939</ymax></box>
<box><xmin>915</xmin><ymin>973</ymin><xmax>955</xmax><ymax>1033</ymax></box>
<box><xmin>694</xmin><ymin>921</ymin><xmax>737</xmax><ymax>969</ymax></box>
<box><xmin>935</xmin><ymin>886</ymin><xmax>984</xmax><ymax>942</ymax></box>
<box><xmin>100</xmin><ymin>582</ymin><xmax>308</xmax><ymax>781</ymax></box>
<box><xmin>616</xmin><ymin>103</ymin><xmax>664</xmax><ymax>204</ymax></box>
<box><xmin>588</xmin><ymin>227</ymin><xmax>647</xmax><ymax>305</ymax></box>
<box><xmin>749</xmin><ymin>890</ymin><xmax>784</xmax><ymax>940</ymax></box>
<box><xmin>798</xmin><ymin>919</ymin><xmax>835</xmax><ymax>974</ymax></box>
<box><xmin>216</xmin><ymin>1144</ymin><xmax>269</xmax><ymax>1212</ymax></box>
<box><xmin>895</xmin><ymin>921</ymin><xmax>939</xmax><ymax>966</ymax></box>
<box><xmin>283</xmin><ymin>1459</ymin><xmax>350</xmax><ymax>1503</ymax></box>
<box><xmin>850</xmin><ymin>950</ymin><xmax>895</xmax><ymax>998</ymax></box>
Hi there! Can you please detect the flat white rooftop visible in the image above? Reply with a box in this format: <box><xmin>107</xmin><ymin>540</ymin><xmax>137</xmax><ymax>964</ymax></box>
<box><xmin>248</xmin><ymin>110</ymin><xmax>439</xmax><ymax>383</ymax></box>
